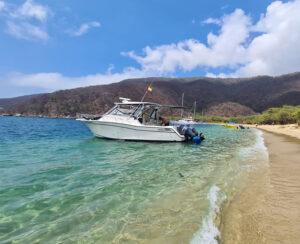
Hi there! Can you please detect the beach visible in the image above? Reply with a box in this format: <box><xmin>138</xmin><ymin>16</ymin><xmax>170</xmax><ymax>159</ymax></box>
<box><xmin>246</xmin><ymin>124</ymin><xmax>300</xmax><ymax>140</ymax></box>
<box><xmin>221</xmin><ymin>129</ymin><xmax>300</xmax><ymax>243</ymax></box>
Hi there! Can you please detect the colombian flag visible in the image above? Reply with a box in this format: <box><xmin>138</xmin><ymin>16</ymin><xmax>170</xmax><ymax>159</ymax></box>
<box><xmin>147</xmin><ymin>87</ymin><xmax>152</xmax><ymax>93</ymax></box>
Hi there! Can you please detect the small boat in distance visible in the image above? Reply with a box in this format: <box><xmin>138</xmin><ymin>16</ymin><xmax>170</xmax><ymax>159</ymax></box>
<box><xmin>177</xmin><ymin>116</ymin><xmax>197</xmax><ymax>125</ymax></box>
<box><xmin>78</xmin><ymin>98</ymin><xmax>204</xmax><ymax>142</ymax></box>
<box><xmin>174</xmin><ymin>94</ymin><xmax>197</xmax><ymax>125</ymax></box>
<box><xmin>223</xmin><ymin>121</ymin><xmax>246</xmax><ymax>129</ymax></box>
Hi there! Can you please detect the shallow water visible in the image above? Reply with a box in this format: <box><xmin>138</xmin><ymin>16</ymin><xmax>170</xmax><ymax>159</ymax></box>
<box><xmin>0</xmin><ymin>117</ymin><xmax>268</xmax><ymax>243</ymax></box>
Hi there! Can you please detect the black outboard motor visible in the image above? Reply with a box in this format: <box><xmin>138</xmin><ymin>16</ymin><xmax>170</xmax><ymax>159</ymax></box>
<box><xmin>178</xmin><ymin>125</ymin><xmax>205</xmax><ymax>144</ymax></box>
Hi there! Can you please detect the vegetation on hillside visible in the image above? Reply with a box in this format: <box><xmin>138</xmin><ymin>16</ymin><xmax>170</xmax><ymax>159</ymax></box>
<box><xmin>200</xmin><ymin>105</ymin><xmax>300</xmax><ymax>125</ymax></box>
<box><xmin>1</xmin><ymin>72</ymin><xmax>300</xmax><ymax>117</ymax></box>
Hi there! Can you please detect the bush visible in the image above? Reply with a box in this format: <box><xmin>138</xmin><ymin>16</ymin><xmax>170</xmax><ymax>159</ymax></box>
<box><xmin>203</xmin><ymin>105</ymin><xmax>300</xmax><ymax>125</ymax></box>
<box><xmin>278</xmin><ymin>111</ymin><xmax>290</xmax><ymax>124</ymax></box>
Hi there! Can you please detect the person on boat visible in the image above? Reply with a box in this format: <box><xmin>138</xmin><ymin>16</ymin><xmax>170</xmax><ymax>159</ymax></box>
<box><xmin>158</xmin><ymin>116</ymin><xmax>170</xmax><ymax>126</ymax></box>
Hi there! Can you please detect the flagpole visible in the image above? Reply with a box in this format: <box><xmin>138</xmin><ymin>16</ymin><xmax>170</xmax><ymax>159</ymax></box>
<box><xmin>141</xmin><ymin>80</ymin><xmax>154</xmax><ymax>102</ymax></box>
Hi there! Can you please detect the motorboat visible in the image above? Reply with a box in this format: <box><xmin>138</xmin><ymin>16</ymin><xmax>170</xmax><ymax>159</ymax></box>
<box><xmin>223</xmin><ymin>122</ymin><xmax>246</xmax><ymax>129</ymax></box>
<box><xmin>77</xmin><ymin>98</ymin><xmax>204</xmax><ymax>142</ymax></box>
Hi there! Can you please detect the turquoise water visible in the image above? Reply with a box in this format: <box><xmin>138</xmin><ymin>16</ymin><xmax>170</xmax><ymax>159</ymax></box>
<box><xmin>0</xmin><ymin>117</ymin><xmax>268</xmax><ymax>243</ymax></box>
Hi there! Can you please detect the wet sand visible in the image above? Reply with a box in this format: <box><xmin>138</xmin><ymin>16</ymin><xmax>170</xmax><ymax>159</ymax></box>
<box><xmin>221</xmin><ymin>130</ymin><xmax>300</xmax><ymax>243</ymax></box>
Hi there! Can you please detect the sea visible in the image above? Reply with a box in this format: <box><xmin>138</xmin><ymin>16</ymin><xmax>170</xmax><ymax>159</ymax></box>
<box><xmin>0</xmin><ymin>117</ymin><xmax>269</xmax><ymax>243</ymax></box>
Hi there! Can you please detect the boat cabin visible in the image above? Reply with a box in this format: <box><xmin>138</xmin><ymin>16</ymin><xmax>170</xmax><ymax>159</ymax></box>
<box><xmin>105</xmin><ymin>100</ymin><xmax>182</xmax><ymax>126</ymax></box>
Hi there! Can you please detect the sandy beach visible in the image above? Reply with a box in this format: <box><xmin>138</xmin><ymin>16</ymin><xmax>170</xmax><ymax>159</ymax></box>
<box><xmin>245</xmin><ymin>124</ymin><xmax>300</xmax><ymax>140</ymax></box>
<box><xmin>221</xmin><ymin>130</ymin><xmax>300</xmax><ymax>243</ymax></box>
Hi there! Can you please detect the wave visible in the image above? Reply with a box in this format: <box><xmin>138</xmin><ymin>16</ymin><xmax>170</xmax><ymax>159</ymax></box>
<box><xmin>190</xmin><ymin>130</ymin><xmax>268</xmax><ymax>244</ymax></box>
<box><xmin>190</xmin><ymin>185</ymin><xmax>226</xmax><ymax>244</ymax></box>
<box><xmin>237</xmin><ymin>129</ymin><xmax>269</xmax><ymax>168</ymax></box>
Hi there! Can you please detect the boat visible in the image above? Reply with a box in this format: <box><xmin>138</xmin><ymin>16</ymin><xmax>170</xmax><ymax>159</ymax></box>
<box><xmin>77</xmin><ymin>98</ymin><xmax>204</xmax><ymax>142</ymax></box>
<box><xmin>223</xmin><ymin>122</ymin><xmax>246</xmax><ymax>129</ymax></box>
<box><xmin>177</xmin><ymin>117</ymin><xmax>197</xmax><ymax>125</ymax></box>
<box><xmin>223</xmin><ymin>124</ymin><xmax>240</xmax><ymax>129</ymax></box>
<box><xmin>174</xmin><ymin>95</ymin><xmax>197</xmax><ymax>125</ymax></box>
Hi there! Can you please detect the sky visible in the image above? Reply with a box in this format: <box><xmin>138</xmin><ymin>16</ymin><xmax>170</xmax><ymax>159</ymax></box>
<box><xmin>0</xmin><ymin>0</ymin><xmax>300</xmax><ymax>98</ymax></box>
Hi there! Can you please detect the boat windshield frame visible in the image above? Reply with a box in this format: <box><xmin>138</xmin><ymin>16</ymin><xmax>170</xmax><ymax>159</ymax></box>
<box><xmin>105</xmin><ymin>102</ymin><xmax>184</xmax><ymax>119</ymax></box>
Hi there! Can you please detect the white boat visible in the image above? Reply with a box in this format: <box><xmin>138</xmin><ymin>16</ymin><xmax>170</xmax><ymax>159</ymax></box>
<box><xmin>177</xmin><ymin>117</ymin><xmax>197</xmax><ymax>125</ymax></box>
<box><xmin>77</xmin><ymin>98</ymin><xmax>188</xmax><ymax>142</ymax></box>
<box><xmin>174</xmin><ymin>98</ymin><xmax>198</xmax><ymax>125</ymax></box>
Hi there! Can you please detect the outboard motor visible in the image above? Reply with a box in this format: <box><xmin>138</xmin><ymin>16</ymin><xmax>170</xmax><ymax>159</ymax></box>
<box><xmin>178</xmin><ymin>125</ymin><xmax>205</xmax><ymax>144</ymax></box>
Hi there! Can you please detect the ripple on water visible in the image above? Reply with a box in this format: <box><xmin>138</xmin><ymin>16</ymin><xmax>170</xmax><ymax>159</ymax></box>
<box><xmin>0</xmin><ymin>118</ymin><xmax>268</xmax><ymax>243</ymax></box>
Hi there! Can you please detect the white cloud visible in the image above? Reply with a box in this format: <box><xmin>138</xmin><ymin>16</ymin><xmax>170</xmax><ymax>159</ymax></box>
<box><xmin>67</xmin><ymin>21</ymin><xmax>101</xmax><ymax>36</ymax></box>
<box><xmin>123</xmin><ymin>9</ymin><xmax>251</xmax><ymax>74</ymax></box>
<box><xmin>1</xmin><ymin>0</ymin><xmax>50</xmax><ymax>40</ymax></box>
<box><xmin>6</xmin><ymin>67</ymin><xmax>154</xmax><ymax>91</ymax></box>
<box><xmin>0</xmin><ymin>1</ymin><xmax>5</xmax><ymax>12</ymax></box>
<box><xmin>2</xmin><ymin>0</ymin><xmax>300</xmax><ymax>95</ymax></box>
<box><xmin>11</xmin><ymin>0</ymin><xmax>50</xmax><ymax>22</ymax></box>
<box><xmin>6</xmin><ymin>21</ymin><xmax>48</xmax><ymax>40</ymax></box>
<box><xmin>202</xmin><ymin>17</ymin><xmax>221</xmax><ymax>25</ymax></box>
<box><xmin>123</xmin><ymin>0</ymin><xmax>300</xmax><ymax>78</ymax></box>
<box><xmin>232</xmin><ymin>0</ymin><xmax>300</xmax><ymax>77</ymax></box>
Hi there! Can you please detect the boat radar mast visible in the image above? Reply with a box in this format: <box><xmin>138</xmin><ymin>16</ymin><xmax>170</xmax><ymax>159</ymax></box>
<box><xmin>119</xmin><ymin>97</ymin><xmax>131</xmax><ymax>103</ymax></box>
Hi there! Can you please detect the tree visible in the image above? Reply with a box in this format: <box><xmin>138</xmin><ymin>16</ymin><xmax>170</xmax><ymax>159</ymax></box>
<box><xmin>278</xmin><ymin>111</ymin><xmax>290</xmax><ymax>124</ymax></box>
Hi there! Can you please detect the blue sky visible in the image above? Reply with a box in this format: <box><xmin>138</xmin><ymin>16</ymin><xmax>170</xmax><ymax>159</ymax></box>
<box><xmin>0</xmin><ymin>0</ymin><xmax>299</xmax><ymax>98</ymax></box>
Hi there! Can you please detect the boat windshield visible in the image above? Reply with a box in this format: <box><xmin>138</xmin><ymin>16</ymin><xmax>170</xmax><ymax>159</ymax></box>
<box><xmin>105</xmin><ymin>103</ymin><xmax>183</xmax><ymax>125</ymax></box>
<box><xmin>106</xmin><ymin>104</ymin><xmax>137</xmax><ymax>116</ymax></box>
<box><xmin>105</xmin><ymin>103</ymin><xmax>159</xmax><ymax>121</ymax></box>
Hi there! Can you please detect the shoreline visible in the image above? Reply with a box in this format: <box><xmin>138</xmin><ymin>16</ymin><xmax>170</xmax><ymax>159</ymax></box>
<box><xmin>221</xmin><ymin>130</ymin><xmax>300</xmax><ymax>243</ymax></box>
<box><xmin>244</xmin><ymin>124</ymin><xmax>300</xmax><ymax>140</ymax></box>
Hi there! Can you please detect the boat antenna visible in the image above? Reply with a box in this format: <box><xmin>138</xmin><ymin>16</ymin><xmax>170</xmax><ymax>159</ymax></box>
<box><xmin>194</xmin><ymin>101</ymin><xmax>196</xmax><ymax>118</ymax></box>
<box><xmin>140</xmin><ymin>79</ymin><xmax>154</xmax><ymax>102</ymax></box>
<box><xmin>180</xmin><ymin>93</ymin><xmax>184</xmax><ymax>118</ymax></box>
<box><xmin>129</xmin><ymin>79</ymin><xmax>154</xmax><ymax>119</ymax></box>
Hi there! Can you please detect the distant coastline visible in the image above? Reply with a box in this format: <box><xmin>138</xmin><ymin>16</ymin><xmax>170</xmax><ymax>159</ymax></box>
<box><xmin>0</xmin><ymin>114</ymin><xmax>76</xmax><ymax>119</ymax></box>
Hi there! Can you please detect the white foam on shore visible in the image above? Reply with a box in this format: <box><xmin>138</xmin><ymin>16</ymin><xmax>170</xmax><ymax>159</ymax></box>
<box><xmin>254</xmin><ymin>129</ymin><xmax>269</xmax><ymax>161</ymax></box>
<box><xmin>190</xmin><ymin>185</ymin><xmax>225</xmax><ymax>244</ymax></box>
<box><xmin>239</xmin><ymin>129</ymin><xmax>269</xmax><ymax>165</ymax></box>
<box><xmin>190</xmin><ymin>129</ymin><xmax>269</xmax><ymax>244</ymax></box>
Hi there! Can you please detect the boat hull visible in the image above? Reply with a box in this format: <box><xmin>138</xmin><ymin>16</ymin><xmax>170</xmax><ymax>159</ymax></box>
<box><xmin>81</xmin><ymin>120</ymin><xmax>185</xmax><ymax>142</ymax></box>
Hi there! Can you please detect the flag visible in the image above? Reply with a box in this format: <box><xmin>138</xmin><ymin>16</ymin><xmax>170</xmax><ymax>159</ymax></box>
<box><xmin>147</xmin><ymin>87</ymin><xmax>152</xmax><ymax>93</ymax></box>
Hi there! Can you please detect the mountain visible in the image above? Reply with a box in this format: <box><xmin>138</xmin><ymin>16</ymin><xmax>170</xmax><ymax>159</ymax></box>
<box><xmin>2</xmin><ymin>72</ymin><xmax>300</xmax><ymax>117</ymax></box>
<box><xmin>0</xmin><ymin>94</ymin><xmax>43</xmax><ymax>113</ymax></box>
<box><xmin>205</xmin><ymin>102</ymin><xmax>257</xmax><ymax>117</ymax></box>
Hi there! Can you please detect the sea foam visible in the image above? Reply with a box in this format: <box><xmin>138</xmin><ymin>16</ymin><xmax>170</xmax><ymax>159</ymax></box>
<box><xmin>254</xmin><ymin>129</ymin><xmax>269</xmax><ymax>161</ymax></box>
<box><xmin>190</xmin><ymin>185</ymin><xmax>225</xmax><ymax>244</ymax></box>
<box><xmin>238</xmin><ymin>129</ymin><xmax>269</xmax><ymax>166</ymax></box>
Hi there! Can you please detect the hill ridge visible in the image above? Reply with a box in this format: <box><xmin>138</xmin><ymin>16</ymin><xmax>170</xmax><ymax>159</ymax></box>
<box><xmin>1</xmin><ymin>72</ymin><xmax>300</xmax><ymax>117</ymax></box>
